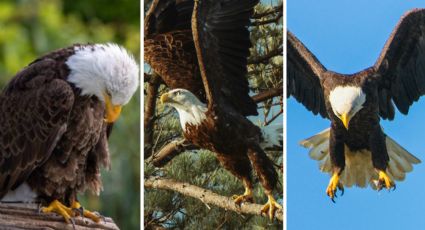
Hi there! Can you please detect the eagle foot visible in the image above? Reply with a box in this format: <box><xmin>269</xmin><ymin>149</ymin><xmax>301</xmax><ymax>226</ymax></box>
<box><xmin>377</xmin><ymin>170</ymin><xmax>396</xmax><ymax>191</ymax></box>
<box><xmin>326</xmin><ymin>173</ymin><xmax>344</xmax><ymax>202</ymax></box>
<box><xmin>71</xmin><ymin>201</ymin><xmax>101</xmax><ymax>223</ymax></box>
<box><xmin>260</xmin><ymin>195</ymin><xmax>282</xmax><ymax>220</ymax></box>
<box><xmin>232</xmin><ymin>188</ymin><xmax>253</xmax><ymax>206</ymax></box>
<box><xmin>41</xmin><ymin>200</ymin><xmax>75</xmax><ymax>224</ymax></box>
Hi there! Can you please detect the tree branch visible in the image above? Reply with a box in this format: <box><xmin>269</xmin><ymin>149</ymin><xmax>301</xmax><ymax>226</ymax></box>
<box><xmin>252</xmin><ymin>3</ymin><xmax>283</xmax><ymax>19</ymax></box>
<box><xmin>150</xmin><ymin>139</ymin><xmax>198</xmax><ymax>167</ymax></box>
<box><xmin>252</xmin><ymin>87</ymin><xmax>283</xmax><ymax>103</ymax></box>
<box><xmin>251</xmin><ymin>11</ymin><xmax>283</xmax><ymax>26</ymax></box>
<box><xmin>144</xmin><ymin>178</ymin><xmax>283</xmax><ymax>222</ymax></box>
<box><xmin>0</xmin><ymin>203</ymin><xmax>118</xmax><ymax>229</ymax></box>
<box><xmin>248</xmin><ymin>47</ymin><xmax>283</xmax><ymax>65</ymax></box>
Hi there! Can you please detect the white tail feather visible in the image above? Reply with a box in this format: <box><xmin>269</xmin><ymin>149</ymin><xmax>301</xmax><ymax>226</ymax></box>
<box><xmin>300</xmin><ymin>128</ymin><xmax>421</xmax><ymax>189</ymax></box>
<box><xmin>260</xmin><ymin>124</ymin><xmax>283</xmax><ymax>149</ymax></box>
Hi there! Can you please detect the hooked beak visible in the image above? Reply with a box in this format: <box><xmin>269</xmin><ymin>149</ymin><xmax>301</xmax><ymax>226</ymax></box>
<box><xmin>160</xmin><ymin>93</ymin><xmax>170</xmax><ymax>104</ymax></box>
<box><xmin>103</xmin><ymin>93</ymin><xmax>122</xmax><ymax>123</ymax></box>
<box><xmin>341</xmin><ymin>113</ymin><xmax>350</xmax><ymax>130</ymax></box>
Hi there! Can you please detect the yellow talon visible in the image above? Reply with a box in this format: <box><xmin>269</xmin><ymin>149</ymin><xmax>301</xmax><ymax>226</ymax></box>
<box><xmin>378</xmin><ymin>170</ymin><xmax>395</xmax><ymax>190</ymax></box>
<box><xmin>232</xmin><ymin>187</ymin><xmax>253</xmax><ymax>205</ymax></box>
<box><xmin>326</xmin><ymin>173</ymin><xmax>344</xmax><ymax>202</ymax></box>
<box><xmin>71</xmin><ymin>201</ymin><xmax>101</xmax><ymax>223</ymax></box>
<box><xmin>260</xmin><ymin>195</ymin><xmax>282</xmax><ymax>220</ymax></box>
<box><xmin>41</xmin><ymin>200</ymin><xmax>74</xmax><ymax>223</ymax></box>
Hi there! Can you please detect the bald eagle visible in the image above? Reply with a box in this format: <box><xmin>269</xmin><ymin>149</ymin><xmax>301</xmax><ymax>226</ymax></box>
<box><xmin>288</xmin><ymin>9</ymin><xmax>425</xmax><ymax>201</ymax></box>
<box><xmin>0</xmin><ymin>44</ymin><xmax>139</xmax><ymax>222</ymax></box>
<box><xmin>145</xmin><ymin>0</ymin><xmax>282</xmax><ymax>219</ymax></box>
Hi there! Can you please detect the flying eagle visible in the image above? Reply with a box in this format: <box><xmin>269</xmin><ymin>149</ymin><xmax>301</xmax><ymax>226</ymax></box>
<box><xmin>0</xmin><ymin>44</ymin><xmax>139</xmax><ymax>222</ymax></box>
<box><xmin>145</xmin><ymin>0</ymin><xmax>282</xmax><ymax>219</ymax></box>
<box><xmin>288</xmin><ymin>9</ymin><xmax>425</xmax><ymax>201</ymax></box>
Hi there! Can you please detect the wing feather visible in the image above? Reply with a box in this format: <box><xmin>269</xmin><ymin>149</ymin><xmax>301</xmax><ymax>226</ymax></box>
<box><xmin>374</xmin><ymin>9</ymin><xmax>425</xmax><ymax>119</ymax></box>
<box><xmin>287</xmin><ymin>31</ymin><xmax>328</xmax><ymax>118</ymax></box>
<box><xmin>0</xmin><ymin>59</ymin><xmax>74</xmax><ymax>198</ymax></box>
<box><xmin>192</xmin><ymin>0</ymin><xmax>259</xmax><ymax>116</ymax></box>
<box><xmin>145</xmin><ymin>0</ymin><xmax>194</xmax><ymax>36</ymax></box>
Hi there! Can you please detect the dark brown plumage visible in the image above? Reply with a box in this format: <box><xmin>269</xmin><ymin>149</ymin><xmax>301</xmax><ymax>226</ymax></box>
<box><xmin>0</xmin><ymin>43</ymin><xmax>138</xmax><ymax>223</ymax></box>
<box><xmin>145</xmin><ymin>0</ymin><xmax>257</xmax><ymax>116</ymax></box>
<box><xmin>146</xmin><ymin>0</ymin><xmax>282</xmax><ymax>219</ymax></box>
<box><xmin>0</xmin><ymin>46</ymin><xmax>110</xmax><ymax>205</ymax></box>
<box><xmin>289</xmin><ymin>9</ymin><xmax>425</xmax><ymax>201</ymax></box>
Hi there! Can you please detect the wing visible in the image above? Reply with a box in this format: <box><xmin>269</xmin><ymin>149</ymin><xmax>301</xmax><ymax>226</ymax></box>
<box><xmin>144</xmin><ymin>0</ymin><xmax>208</xmax><ymax>101</ymax></box>
<box><xmin>0</xmin><ymin>59</ymin><xmax>74</xmax><ymax>197</ymax></box>
<box><xmin>145</xmin><ymin>0</ymin><xmax>194</xmax><ymax>36</ymax></box>
<box><xmin>374</xmin><ymin>9</ymin><xmax>425</xmax><ymax>120</ymax></box>
<box><xmin>287</xmin><ymin>31</ymin><xmax>328</xmax><ymax>118</ymax></box>
<box><xmin>192</xmin><ymin>0</ymin><xmax>258</xmax><ymax>116</ymax></box>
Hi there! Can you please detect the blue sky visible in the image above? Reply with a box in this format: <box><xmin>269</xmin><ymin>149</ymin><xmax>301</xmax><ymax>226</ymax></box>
<box><xmin>287</xmin><ymin>1</ymin><xmax>425</xmax><ymax>229</ymax></box>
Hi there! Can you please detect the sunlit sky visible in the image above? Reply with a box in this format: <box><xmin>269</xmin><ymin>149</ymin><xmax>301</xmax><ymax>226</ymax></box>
<box><xmin>287</xmin><ymin>1</ymin><xmax>425</xmax><ymax>229</ymax></box>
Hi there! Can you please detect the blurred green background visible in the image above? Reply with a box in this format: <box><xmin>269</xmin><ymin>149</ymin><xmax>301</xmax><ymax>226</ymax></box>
<box><xmin>0</xmin><ymin>0</ymin><xmax>140</xmax><ymax>229</ymax></box>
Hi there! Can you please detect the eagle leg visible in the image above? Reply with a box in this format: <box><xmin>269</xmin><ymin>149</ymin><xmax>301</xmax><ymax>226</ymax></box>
<box><xmin>326</xmin><ymin>173</ymin><xmax>344</xmax><ymax>202</ymax></box>
<box><xmin>71</xmin><ymin>201</ymin><xmax>101</xmax><ymax>223</ymax></box>
<box><xmin>377</xmin><ymin>170</ymin><xmax>395</xmax><ymax>191</ymax></box>
<box><xmin>232</xmin><ymin>187</ymin><xmax>253</xmax><ymax>206</ymax></box>
<box><xmin>41</xmin><ymin>200</ymin><xmax>75</xmax><ymax>224</ymax></box>
<box><xmin>260</xmin><ymin>194</ymin><xmax>282</xmax><ymax>220</ymax></box>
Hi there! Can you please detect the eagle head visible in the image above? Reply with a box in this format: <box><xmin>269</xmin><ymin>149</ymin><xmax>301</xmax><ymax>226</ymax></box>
<box><xmin>66</xmin><ymin>44</ymin><xmax>139</xmax><ymax>123</ymax></box>
<box><xmin>329</xmin><ymin>86</ymin><xmax>366</xmax><ymax>129</ymax></box>
<box><xmin>160</xmin><ymin>89</ymin><xmax>207</xmax><ymax>128</ymax></box>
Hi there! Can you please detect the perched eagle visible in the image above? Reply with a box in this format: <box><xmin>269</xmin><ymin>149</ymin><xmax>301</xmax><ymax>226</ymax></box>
<box><xmin>0</xmin><ymin>44</ymin><xmax>139</xmax><ymax>222</ymax></box>
<box><xmin>145</xmin><ymin>0</ymin><xmax>282</xmax><ymax>219</ymax></box>
<box><xmin>288</xmin><ymin>9</ymin><xmax>425</xmax><ymax>201</ymax></box>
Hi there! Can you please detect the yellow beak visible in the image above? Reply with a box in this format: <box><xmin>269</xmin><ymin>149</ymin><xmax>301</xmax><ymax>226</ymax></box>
<box><xmin>341</xmin><ymin>113</ymin><xmax>350</xmax><ymax>130</ymax></box>
<box><xmin>104</xmin><ymin>93</ymin><xmax>122</xmax><ymax>123</ymax></box>
<box><xmin>160</xmin><ymin>93</ymin><xmax>169</xmax><ymax>104</ymax></box>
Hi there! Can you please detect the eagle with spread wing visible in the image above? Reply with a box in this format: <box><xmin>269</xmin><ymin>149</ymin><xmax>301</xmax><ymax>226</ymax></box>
<box><xmin>288</xmin><ymin>9</ymin><xmax>425</xmax><ymax>201</ymax></box>
<box><xmin>0</xmin><ymin>44</ymin><xmax>139</xmax><ymax>222</ymax></box>
<box><xmin>145</xmin><ymin>0</ymin><xmax>282</xmax><ymax>219</ymax></box>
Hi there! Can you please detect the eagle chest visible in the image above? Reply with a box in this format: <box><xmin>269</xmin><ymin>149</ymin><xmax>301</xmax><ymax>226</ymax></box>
<box><xmin>61</xmin><ymin>97</ymin><xmax>104</xmax><ymax>154</ymax></box>
<box><xmin>183</xmin><ymin>118</ymin><xmax>219</xmax><ymax>151</ymax></box>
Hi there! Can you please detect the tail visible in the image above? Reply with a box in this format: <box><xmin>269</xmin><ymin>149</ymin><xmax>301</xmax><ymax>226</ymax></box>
<box><xmin>260</xmin><ymin>124</ymin><xmax>283</xmax><ymax>149</ymax></box>
<box><xmin>300</xmin><ymin>128</ymin><xmax>421</xmax><ymax>189</ymax></box>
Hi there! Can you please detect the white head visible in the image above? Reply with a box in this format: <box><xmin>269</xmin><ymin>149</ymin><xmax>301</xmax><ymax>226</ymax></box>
<box><xmin>160</xmin><ymin>89</ymin><xmax>207</xmax><ymax>129</ymax></box>
<box><xmin>66</xmin><ymin>43</ymin><xmax>139</xmax><ymax>122</ymax></box>
<box><xmin>329</xmin><ymin>86</ymin><xmax>366</xmax><ymax>129</ymax></box>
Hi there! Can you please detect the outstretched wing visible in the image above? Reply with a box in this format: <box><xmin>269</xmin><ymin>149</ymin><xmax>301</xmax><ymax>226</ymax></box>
<box><xmin>287</xmin><ymin>31</ymin><xmax>328</xmax><ymax>118</ymax></box>
<box><xmin>192</xmin><ymin>0</ymin><xmax>259</xmax><ymax>116</ymax></box>
<box><xmin>0</xmin><ymin>59</ymin><xmax>74</xmax><ymax>197</ymax></box>
<box><xmin>144</xmin><ymin>0</ymin><xmax>208</xmax><ymax>102</ymax></box>
<box><xmin>374</xmin><ymin>9</ymin><xmax>425</xmax><ymax>120</ymax></box>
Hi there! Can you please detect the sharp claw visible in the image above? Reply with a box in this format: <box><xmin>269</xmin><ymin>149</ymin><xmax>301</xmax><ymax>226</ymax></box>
<box><xmin>337</xmin><ymin>184</ymin><xmax>344</xmax><ymax>196</ymax></box>
<box><xmin>70</xmin><ymin>218</ymin><xmax>76</xmax><ymax>230</ymax></box>
<box><xmin>326</xmin><ymin>173</ymin><xmax>343</xmax><ymax>202</ymax></box>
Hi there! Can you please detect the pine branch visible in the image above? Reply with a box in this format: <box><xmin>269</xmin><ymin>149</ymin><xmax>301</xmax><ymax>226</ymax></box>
<box><xmin>252</xmin><ymin>11</ymin><xmax>283</xmax><ymax>26</ymax></box>
<box><xmin>144</xmin><ymin>178</ymin><xmax>283</xmax><ymax>222</ymax></box>
<box><xmin>0</xmin><ymin>203</ymin><xmax>118</xmax><ymax>230</ymax></box>
<box><xmin>248</xmin><ymin>47</ymin><xmax>283</xmax><ymax>65</ymax></box>
<box><xmin>150</xmin><ymin>139</ymin><xmax>197</xmax><ymax>167</ymax></box>
<box><xmin>252</xmin><ymin>3</ymin><xmax>283</xmax><ymax>19</ymax></box>
<box><xmin>252</xmin><ymin>87</ymin><xmax>283</xmax><ymax>103</ymax></box>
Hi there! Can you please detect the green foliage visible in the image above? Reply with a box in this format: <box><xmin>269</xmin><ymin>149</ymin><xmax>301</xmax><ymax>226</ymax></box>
<box><xmin>144</xmin><ymin>1</ymin><xmax>283</xmax><ymax>228</ymax></box>
<box><xmin>0</xmin><ymin>0</ymin><xmax>140</xmax><ymax>229</ymax></box>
